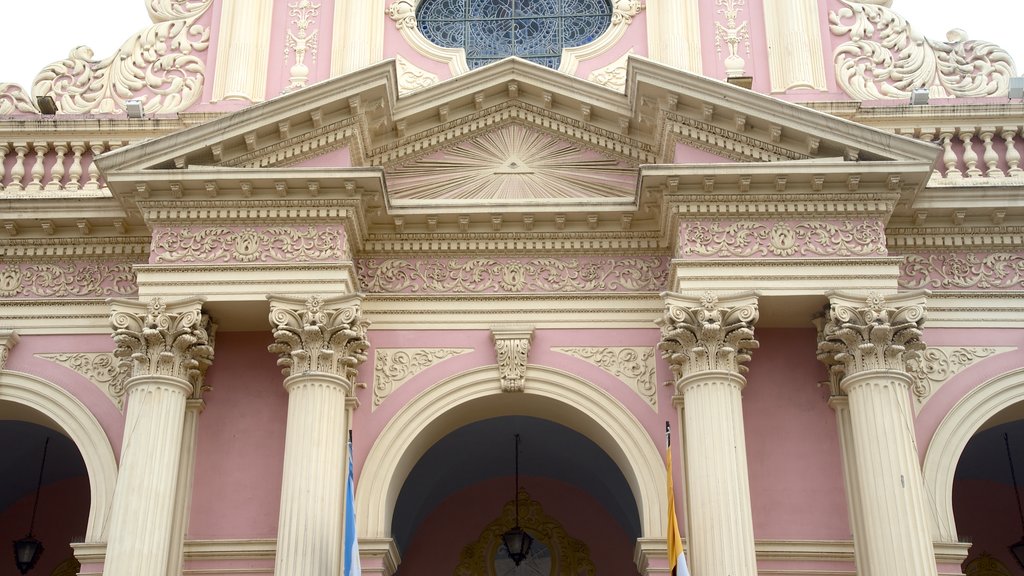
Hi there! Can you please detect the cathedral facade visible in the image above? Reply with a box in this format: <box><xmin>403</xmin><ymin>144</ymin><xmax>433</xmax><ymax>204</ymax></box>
<box><xmin>1</xmin><ymin>1</ymin><xmax>1023</xmax><ymax>575</ymax></box>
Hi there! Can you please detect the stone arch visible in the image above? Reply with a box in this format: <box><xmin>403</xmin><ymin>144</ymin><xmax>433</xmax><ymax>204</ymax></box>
<box><xmin>357</xmin><ymin>364</ymin><xmax>667</xmax><ymax>544</ymax></box>
<box><xmin>922</xmin><ymin>367</ymin><xmax>1024</xmax><ymax>542</ymax></box>
<box><xmin>0</xmin><ymin>369</ymin><xmax>117</xmax><ymax>542</ymax></box>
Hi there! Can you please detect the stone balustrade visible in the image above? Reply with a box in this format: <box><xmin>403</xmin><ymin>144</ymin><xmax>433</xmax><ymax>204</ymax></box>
<box><xmin>0</xmin><ymin>140</ymin><xmax>125</xmax><ymax>192</ymax></box>
<box><xmin>902</xmin><ymin>126</ymin><xmax>1024</xmax><ymax>185</ymax></box>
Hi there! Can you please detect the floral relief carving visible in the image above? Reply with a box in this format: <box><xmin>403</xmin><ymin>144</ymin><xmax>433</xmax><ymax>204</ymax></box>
<box><xmin>37</xmin><ymin>353</ymin><xmax>131</xmax><ymax>410</ymax></box>
<box><xmin>829</xmin><ymin>0</ymin><xmax>1018</xmax><ymax>100</ymax></box>
<box><xmin>372</xmin><ymin>348</ymin><xmax>471</xmax><ymax>409</ymax></box>
<box><xmin>905</xmin><ymin>347</ymin><xmax>1013</xmax><ymax>408</ymax></box>
<box><xmin>395</xmin><ymin>54</ymin><xmax>439</xmax><ymax>95</ymax></box>
<box><xmin>900</xmin><ymin>252</ymin><xmax>1024</xmax><ymax>290</ymax></box>
<box><xmin>493</xmin><ymin>327</ymin><xmax>532</xmax><ymax>393</ymax></box>
<box><xmin>110</xmin><ymin>297</ymin><xmax>215</xmax><ymax>388</ymax></box>
<box><xmin>0</xmin><ymin>331</ymin><xmax>18</xmax><ymax>370</ymax></box>
<box><xmin>714</xmin><ymin>0</ymin><xmax>751</xmax><ymax>78</ymax></box>
<box><xmin>268</xmin><ymin>295</ymin><xmax>370</xmax><ymax>382</ymax></box>
<box><xmin>0</xmin><ymin>261</ymin><xmax>138</xmax><ymax>299</ymax></box>
<box><xmin>680</xmin><ymin>220</ymin><xmax>887</xmax><ymax>258</ymax></box>
<box><xmin>0</xmin><ymin>84</ymin><xmax>37</xmax><ymax>115</ymax></box>
<box><xmin>283</xmin><ymin>0</ymin><xmax>321</xmax><ymax>92</ymax></box>
<box><xmin>658</xmin><ymin>292</ymin><xmax>759</xmax><ymax>382</ymax></box>
<box><xmin>587</xmin><ymin>50</ymin><xmax>631</xmax><ymax>92</ymax></box>
<box><xmin>151</xmin><ymin>226</ymin><xmax>345</xmax><ymax>264</ymax></box>
<box><xmin>27</xmin><ymin>0</ymin><xmax>214</xmax><ymax>114</ymax></box>
<box><xmin>554</xmin><ymin>347</ymin><xmax>657</xmax><ymax>409</ymax></box>
<box><xmin>357</xmin><ymin>256</ymin><xmax>669</xmax><ymax>294</ymax></box>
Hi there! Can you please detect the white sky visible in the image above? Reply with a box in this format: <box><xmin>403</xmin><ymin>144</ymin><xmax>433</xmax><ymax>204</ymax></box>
<box><xmin>0</xmin><ymin>0</ymin><xmax>1021</xmax><ymax>92</ymax></box>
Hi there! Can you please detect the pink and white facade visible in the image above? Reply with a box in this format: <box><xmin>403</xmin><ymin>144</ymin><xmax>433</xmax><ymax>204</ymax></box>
<box><xmin>1</xmin><ymin>1</ymin><xmax>1023</xmax><ymax>575</ymax></box>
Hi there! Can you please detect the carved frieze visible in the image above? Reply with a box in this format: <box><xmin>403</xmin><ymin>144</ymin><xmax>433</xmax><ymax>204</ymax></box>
<box><xmin>372</xmin><ymin>348</ymin><xmax>471</xmax><ymax>409</ymax></box>
<box><xmin>492</xmin><ymin>327</ymin><xmax>532</xmax><ymax>393</ymax></box>
<box><xmin>109</xmin><ymin>297</ymin><xmax>215</xmax><ymax>389</ymax></box>
<box><xmin>829</xmin><ymin>0</ymin><xmax>1018</xmax><ymax>100</ymax></box>
<box><xmin>906</xmin><ymin>346</ymin><xmax>1015</xmax><ymax>410</ymax></box>
<box><xmin>357</xmin><ymin>256</ymin><xmax>669</xmax><ymax>294</ymax></box>
<box><xmin>816</xmin><ymin>291</ymin><xmax>927</xmax><ymax>381</ymax></box>
<box><xmin>554</xmin><ymin>346</ymin><xmax>657</xmax><ymax>409</ymax></box>
<box><xmin>658</xmin><ymin>291</ymin><xmax>759</xmax><ymax>383</ymax></box>
<box><xmin>36</xmin><ymin>353</ymin><xmax>131</xmax><ymax>410</ymax></box>
<box><xmin>680</xmin><ymin>220</ymin><xmax>887</xmax><ymax>258</ymax></box>
<box><xmin>267</xmin><ymin>294</ymin><xmax>370</xmax><ymax>382</ymax></box>
<box><xmin>151</xmin><ymin>226</ymin><xmax>346</xmax><ymax>264</ymax></box>
<box><xmin>0</xmin><ymin>261</ymin><xmax>138</xmax><ymax>299</ymax></box>
<box><xmin>900</xmin><ymin>252</ymin><xmax>1024</xmax><ymax>290</ymax></box>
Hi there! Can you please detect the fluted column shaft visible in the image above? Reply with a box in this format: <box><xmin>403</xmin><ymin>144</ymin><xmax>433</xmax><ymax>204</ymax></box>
<box><xmin>104</xmin><ymin>297</ymin><xmax>214</xmax><ymax>576</ymax></box>
<box><xmin>659</xmin><ymin>291</ymin><xmax>759</xmax><ymax>576</ymax></box>
<box><xmin>827</xmin><ymin>395</ymin><xmax>869</xmax><ymax>573</ymax></box>
<box><xmin>818</xmin><ymin>291</ymin><xmax>936</xmax><ymax>576</ymax></box>
<box><xmin>269</xmin><ymin>294</ymin><xmax>369</xmax><ymax>576</ymax></box>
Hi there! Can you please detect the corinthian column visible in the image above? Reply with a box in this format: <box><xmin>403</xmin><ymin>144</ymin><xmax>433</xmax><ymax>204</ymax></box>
<box><xmin>104</xmin><ymin>297</ymin><xmax>214</xmax><ymax>576</ymax></box>
<box><xmin>657</xmin><ymin>291</ymin><xmax>759</xmax><ymax>576</ymax></box>
<box><xmin>817</xmin><ymin>291</ymin><xmax>937</xmax><ymax>576</ymax></box>
<box><xmin>268</xmin><ymin>294</ymin><xmax>370</xmax><ymax>576</ymax></box>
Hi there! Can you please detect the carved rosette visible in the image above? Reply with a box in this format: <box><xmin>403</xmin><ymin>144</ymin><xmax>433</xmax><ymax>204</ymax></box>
<box><xmin>267</xmin><ymin>294</ymin><xmax>370</xmax><ymax>383</ymax></box>
<box><xmin>657</xmin><ymin>292</ymin><xmax>759</xmax><ymax>384</ymax></box>
<box><xmin>109</xmin><ymin>297</ymin><xmax>215</xmax><ymax>391</ymax></box>
<box><xmin>816</xmin><ymin>291</ymin><xmax>929</xmax><ymax>385</ymax></box>
<box><xmin>492</xmin><ymin>327</ymin><xmax>533</xmax><ymax>393</ymax></box>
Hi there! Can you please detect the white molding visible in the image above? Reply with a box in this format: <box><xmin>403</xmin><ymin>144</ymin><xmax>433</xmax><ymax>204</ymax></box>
<box><xmin>0</xmin><ymin>370</ymin><xmax>118</xmax><ymax>542</ymax></box>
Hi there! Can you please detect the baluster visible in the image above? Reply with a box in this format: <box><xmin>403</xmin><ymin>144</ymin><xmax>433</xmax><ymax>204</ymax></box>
<box><xmin>0</xmin><ymin>143</ymin><xmax>9</xmax><ymax>191</ymax></box>
<box><xmin>917</xmin><ymin>131</ymin><xmax>941</xmax><ymax>180</ymax></box>
<box><xmin>960</xmin><ymin>130</ymin><xmax>982</xmax><ymax>177</ymax></box>
<box><xmin>25</xmin><ymin>143</ymin><xmax>49</xmax><ymax>192</ymax></box>
<box><xmin>1005</xmin><ymin>130</ymin><xmax>1023</xmax><ymax>178</ymax></box>
<box><xmin>46</xmin><ymin>143</ymin><xmax>68</xmax><ymax>191</ymax></box>
<box><xmin>979</xmin><ymin>131</ymin><xmax>1004</xmax><ymax>178</ymax></box>
<box><xmin>84</xmin><ymin>143</ymin><xmax>106</xmax><ymax>190</ymax></box>
<box><xmin>940</xmin><ymin>132</ymin><xmax>962</xmax><ymax>180</ymax></box>
<box><xmin>7</xmin><ymin>145</ymin><xmax>29</xmax><ymax>192</ymax></box>
<box><xmin>67</xmin><ymin>142</ymin><xmax>86</xmax><ymax>191</ymax></box>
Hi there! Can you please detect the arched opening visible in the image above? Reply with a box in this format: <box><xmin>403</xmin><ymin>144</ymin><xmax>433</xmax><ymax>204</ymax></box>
<box><xmin>394</xmin><ymin>415</ymin><xmax>641</xmax><ymax>574</ymax></box>
<box><xmin>357</xmin><ymin>365</ymin><xmax>667</xmax><ymax>573</ymax></box>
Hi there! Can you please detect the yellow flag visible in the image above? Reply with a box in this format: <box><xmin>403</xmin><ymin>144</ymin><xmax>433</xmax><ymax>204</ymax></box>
<box><xmin>667</xmin><ymin>446</ymin><xmax>689</xmax><ymax>576</ymax></box>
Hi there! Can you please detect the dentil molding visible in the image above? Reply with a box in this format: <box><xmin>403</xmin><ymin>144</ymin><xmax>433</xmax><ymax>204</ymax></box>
<box><xmin>372</xmin><ymin>347</ymin><xmax>471</xmax><ymax>409</ymax></box>
<box><xmin>553</xmin><ymin>346</ymin><xmax>657</xmax><ymax>409</ymax></box>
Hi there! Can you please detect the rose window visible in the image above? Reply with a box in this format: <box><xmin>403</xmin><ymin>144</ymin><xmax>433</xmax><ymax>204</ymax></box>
<box><xmin>416</xmin><ymin>0</ymin><xmax>614</xmax><ymax>70</ymax></box>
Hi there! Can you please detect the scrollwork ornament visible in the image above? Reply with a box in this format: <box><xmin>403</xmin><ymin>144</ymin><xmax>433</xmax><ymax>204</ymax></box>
<box><xmin>0</xmin><ymin>84</ymin><xmax>37</xmax><ymax>115</ymax></box>
<box><xmin>817</xmin><ymin>291</ymin><xmax>928</xmax><ymax>381</ymax></box>
<box><xmin>152</xmin><ymin>226</ymin><xmax>344</xmax><ymax>264</ymax></box>
<box><xmin>900</xmin><ymin>252</ymin><xmax>1024</xmax><ymax>290</ymax></box>
<box><xmin>373</xmin><ymin>348</ymin><xmax>470</xmax><ymax>407</ymax></box>
<box><xmin>493</xmin><ymin>327</ymin><xmax>533</xmax><ymax>393</ymax></box>
<box><xmin>37</xmin><ymin>353</ymin><xmax>132</xmax><ymax>409</ymax></box>
<box><xmin>109</xmin><ymin>297</ymin><xmax>215</xmax><ymax>390</ymax></box>
<box><xmin>267</xmin><ymin>294</ymin><xmax>370</xmax><ymax>382</ymax></box>
<box><xmin>611</xmin><ymin>0</ymin><xmax>644</xmax><ymax>25</ymax></box>
<box><xmin>829</xmin><ymin>0</ymin><xmax>1017</xmax><ymax>100</ymax></box>
<box><xmin>657</xmin><ymin>291</ymin><xmax>759</xmax><ymax>382</ymax></box>
<box><xmin>555</xmin><ymin>347</ymin><xmax>657</xmax><ymax>408</ymax></box>
<box><xmin>681</xmin><ymin>220</ymin><xmax>886</xmax><ymax>258</ymax></box>
<box><xmin>387</xmin><ymin>0</ymin><xmax>417</xmax><ymax>29</ymax></box>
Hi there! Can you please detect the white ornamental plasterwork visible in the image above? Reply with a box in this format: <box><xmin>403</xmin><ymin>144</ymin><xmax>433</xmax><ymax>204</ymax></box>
<box><xmin>268</xmin><ymin>295</ymin><xmax>370</xmax><ymax>382</ymax></box>
<box><xmin>0</xmin><ymin>0</ymin><xmax>214</xmax><ymax>115</ymax></box>
<box><xmin>587</xmin><ymin>50</ymin><xmax>632</xmax><ymax>93</ymax></box>
<box><xmin>906</xmin><ymin>346</ymin><xmax>1015</xmax><ymax>412</ymax></box>
<box><xmin>900</xmin><ymin>252</ymin><xmax>1024</xmax><ymax>290</ymax></box>
<box><xmin>0</xmin><ymin>330</ymin><xmax>19</xmax><ymax>370</ymax></box>
<box><xmin>385</xmin><ymin>123</ymin><xmax>637</xmax><ymax>200</ymax></box>
<box><xmin>36</xmin><ymin>353</ymin><xmax>131</xmax><ymax>410</ymax></box>
<box><xmin>372</xmin><ymin>348</ymin><xmax>471</xmax><ymax>409</ymax></box>
<box><xmin>151</xmin><ymin>227</ymin><xmax>345</xmax><ymax>264</ymax></box>
<box><xmin>493</xmin><ymin>327</ymin><xmax>532</xmax><ymax>393</ymax></box>
<box><xmin>658</xmin><ymin>292</ymin><xmax>759</xmax><ymax>382</ymax></box>
<box><xmin>0</xmin><ymin>262</ymin><xmax>138</xmax><ymax>299</ymax></box>
<box><xmin>714</xmin><ymin>0</ymin><xmax>751</xmax><ymax>78</ymax></box>
<box><xmin>395</xmin><ymin>54</ymin><xmax>439</xmax><ymax>96</ymax></box>
<box><xmin>829</xmin><ymin>0</ymin><xmax>1018</xmax><ymax>100</ymax></box>
<box><xmin>681</xmin><ymin>221</ymin><xmax>887</xmax><ymax>258</ymax></box>
<box><xmin>357</xmin><ymin>257</ymin><xmax>669</xmax><ymax>294</ymax></box>
<box><xmin>554</xmin><ymin>347</ymin><xmax>657</xmax><ymax>409</ymax></box>
<box><xmin>110</xmin><ymin>297</ymin><xmax>215</xmax><ymax>387</ymax></box>
<box><xmin>283</xmin><ymin>0</ymin><xmax>321</xmax><ymax>93</ymax></box>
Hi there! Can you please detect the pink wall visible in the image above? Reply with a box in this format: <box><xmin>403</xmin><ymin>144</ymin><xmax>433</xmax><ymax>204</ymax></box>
<box><xmin>188</xmin><ymin>332</ymin><xmax>288</xmax><ymax>540</ymax></box>
<box><xmin>400</xmin><ymin>476</ymin><xmax>640</xmax><ymax>575</ymax></box>
<box><xmin>954</xmin><ymin>479</ymin><xmax>1022</xmax><ymax>574</ymax></box>
<box><xmin>0</xmin><ymin>475</ymin><xmax>90</xmax><ymax>575</ymax></box>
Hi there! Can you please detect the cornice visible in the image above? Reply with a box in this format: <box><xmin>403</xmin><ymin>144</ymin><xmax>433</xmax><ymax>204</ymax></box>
<box><xmin>0</xmin><ymin>236</ymin><xmax>150</xmax><ymax>258</ymax></box>
<box><xmin>360</xmin><ymin>235</ymin><xmax>665</xmax><ymax>254</ymax></box>
<box><xmin>887</xmin><ymin>226</ymin><xmax>1024</xmax><ymax>249</ymax></box>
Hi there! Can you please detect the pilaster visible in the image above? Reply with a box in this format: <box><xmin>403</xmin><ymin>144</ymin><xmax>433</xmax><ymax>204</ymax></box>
<box><xmin>658</xmin><ymin>291</ymin><xmax>759</xmax><ymax>576</ymax></box>
<box><xmin>646</xmin><ymin>0</ymin><xmax>702</xmax><ymax>73</ymax></box>
<box><xmin>104</xmin><ymin>297</ymin><xmax>214</xmax><ymax>576</ymax></box>
<box><xmin>268</xmin><ymin>294</ymin><xmax>369</xmax><ymax>576</ymax></box>
<box><xmin>817</xmin><ymin>291</ymin><xmax>937</xmax><ymax>576</ymax></box>
<box><xmin>212</xmin><ymin>0</ymin><xmax>274</xmax><ymax>102</ymax></box>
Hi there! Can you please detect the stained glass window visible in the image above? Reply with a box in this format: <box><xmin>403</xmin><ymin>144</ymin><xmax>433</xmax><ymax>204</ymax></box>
<box><xmin>417</xmin><ymin>0</ymin><xmax>613</xmax><ymax>70</ymax></box>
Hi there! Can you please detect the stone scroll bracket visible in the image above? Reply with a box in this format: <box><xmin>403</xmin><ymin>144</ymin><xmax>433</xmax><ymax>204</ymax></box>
<box><xmin>492</xmin><ymin>326</ymin><xmax>534</xmax><ymax>393</ymax></box>
<box><xmin>0</xmin><ymin>329</ymin><xmax>20</xmax><ymax>370</ymax></box>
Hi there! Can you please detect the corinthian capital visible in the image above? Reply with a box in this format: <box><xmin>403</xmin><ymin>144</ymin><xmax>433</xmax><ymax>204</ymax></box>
<box><xmin>816</xmin><ymin>291</ymin><xmax>928</xmax><ymax>380</ymax></box>
<box><xmin>109</xmin><ymin>297</ymin><xmax>215</xmax><ymax>389</ymax></box>
<box><xmin>267</xmin><ymin>294</ymin><xmax>370</xmax><ymax>382</ymax></box>
<box><xmin>657</xmin><ymin>291</ymin><xmax>759</xmax><ymax>382</ymax></box>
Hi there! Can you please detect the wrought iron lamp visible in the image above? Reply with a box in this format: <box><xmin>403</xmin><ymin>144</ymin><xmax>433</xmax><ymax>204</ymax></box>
<box><xmin>501</xmin><ymin>434</ymin><xmax>533</xmax><ymax>566</ymax></box>
<box><xmin>13</xmin><ymin>437</ymin><xmax>49</xmax><ymax>574</ymax></box>
<box><xmin>1003</xmin><ymin>433</ymin><xmax>1024</xmax><ymax>569</ymax></box>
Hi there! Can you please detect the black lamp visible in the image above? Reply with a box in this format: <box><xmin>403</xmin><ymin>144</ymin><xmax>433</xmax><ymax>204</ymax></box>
<box><xmin>12</xmin><ymin>437</ymin><xmax>49</xmax><ymax>575</ymax></box>
<box><xmin>1003</xmin><ymin>433</ymin><xmax>1024</xmax><ymax>569</ymax></box>
<box><xmin>501</xmin><ymin>434</ymin><xmax>533</xmax><ymax>566</ymax></box>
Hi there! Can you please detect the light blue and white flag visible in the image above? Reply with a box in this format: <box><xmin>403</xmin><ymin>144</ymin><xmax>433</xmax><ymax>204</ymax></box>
<box><xmin>345</xmin><ymin>442</ymin><xmax>362</xmax><ymax>576</ymax></box>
